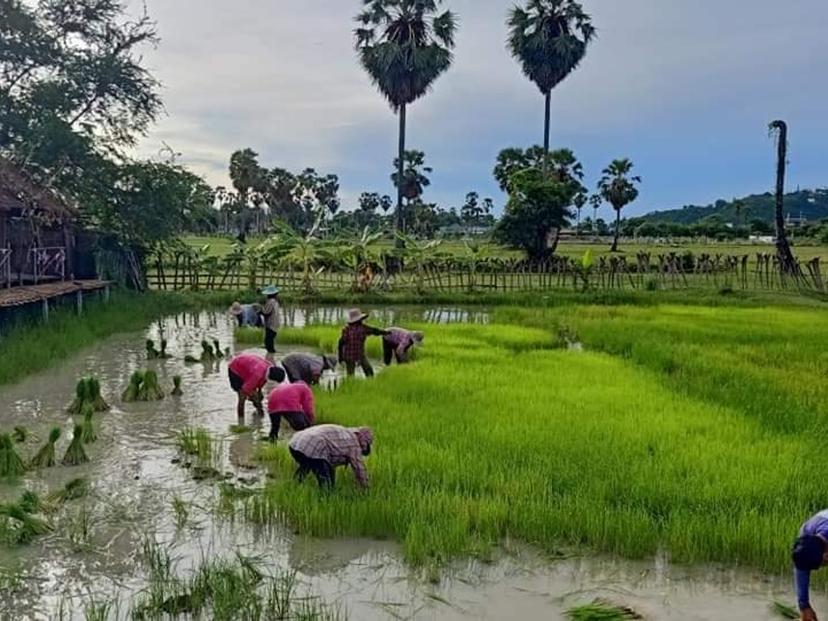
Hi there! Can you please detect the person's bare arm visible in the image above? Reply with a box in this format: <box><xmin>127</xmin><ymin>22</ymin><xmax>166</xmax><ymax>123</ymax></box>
<box><xmin>250</xmin><ymin>390</ymin><xmax>265</xmax><ymax>417</ymax></box>
<box><xmin>236</xmin><ymin>393</ymin><xmax>246</xmax><ymax>421</ymax></box>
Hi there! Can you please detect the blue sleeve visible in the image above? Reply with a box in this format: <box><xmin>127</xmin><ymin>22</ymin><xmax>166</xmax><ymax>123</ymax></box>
<box><xmin>796</xmin><ymin>567</ymin><xmax>811</xmax><ymax>610</ymax></box>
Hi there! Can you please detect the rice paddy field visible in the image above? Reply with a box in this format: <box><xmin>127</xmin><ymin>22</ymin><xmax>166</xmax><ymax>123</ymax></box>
<box><xmin>0</xmin><ymin>296</ymin><xmax>825</xmax><ymax>619</ymax></box>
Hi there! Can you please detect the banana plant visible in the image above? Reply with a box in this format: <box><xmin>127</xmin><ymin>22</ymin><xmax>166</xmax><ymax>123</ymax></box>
<box><xmin>337</xmin><ymin>226</ymin><xmax>383</xmax><ymax>292</ymax></box>
<box><xmin>263</xmin><ymin>221</ymin><xmax>329</xmax><ymax>294</ymax></box>
<box><xmin>461</xmin><ymin>240</ymin><xmax>494</xmax><ymax>292</ymax></box>
<box><xmin>395</xmin><ymin>233</ymin><xmax>444</xmax><ymax>294</ymax></box>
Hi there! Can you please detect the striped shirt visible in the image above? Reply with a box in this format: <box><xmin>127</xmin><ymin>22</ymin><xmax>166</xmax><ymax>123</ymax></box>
<box><xmin>289</xmin><ymin>425</ymin><xmax>373</xmax><ymax>488</ymax></box>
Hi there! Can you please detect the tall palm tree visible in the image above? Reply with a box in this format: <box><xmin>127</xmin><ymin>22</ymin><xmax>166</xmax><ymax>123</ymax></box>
<box><xmin>507</xmin><ymin>0</ymin><xmax>595</xmax><ymax>175</ymax></box>
<box><xmin>768</xmin><ymin>120</ymin><xmax>797</xmax><ymax>273</ymax></box>
<box><xmin>597</xmin><ymin>158</ymin><xmax>641</xmax><ymax>252</ymax></box>
<box><xmin>229</xmin><ymin>148</ymin><xmax>263</xmax><ymax>242</ymax></box>
<box><xmin>354</xmin><ymin>0</ymin><xmax>457</xmax><ymax>244</ymax></box>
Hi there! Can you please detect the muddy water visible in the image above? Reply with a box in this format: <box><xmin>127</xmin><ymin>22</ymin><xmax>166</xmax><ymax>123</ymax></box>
<box><xmin>0</xmin><ymin>307</ymin><xmax>804</xmax><ymax>620</ymax></box>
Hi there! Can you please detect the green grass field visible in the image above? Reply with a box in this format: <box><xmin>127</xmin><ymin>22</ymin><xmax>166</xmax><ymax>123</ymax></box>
<box><xmin>246</xmin><ymin>302</ymin><xmax>828</xmax><ymax>576</ymax></box>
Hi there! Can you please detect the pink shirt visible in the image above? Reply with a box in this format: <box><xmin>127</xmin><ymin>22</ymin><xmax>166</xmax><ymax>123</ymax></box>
<box><xmin>267</xmin><ymin>382</ymin><xmax>315</xmax><ymax>421</ymax></box>
<box><xmin>229</xmin><ymin>354</ymin><xmax>271</xmax><ymax>397</ymax></box>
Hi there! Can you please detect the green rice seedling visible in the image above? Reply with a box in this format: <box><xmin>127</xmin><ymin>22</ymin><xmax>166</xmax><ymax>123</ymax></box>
<box><xmin>229</xmin><ymin>424</ymin><xmax>252</xmax><ymax>434</ymax></box>
<box><xmin>87</xmin><ymin>377</ymin><xmax>109</xmax><ymax>412</ymax></box>
<box><xmin>772</xmin><ymin>601</ymin><xmax>799</xmax><ymax>619</ymax></box>
<box><xmin>566</xmin><ymin>600</ymin><xmax>642</xmax><ymax>620</ymax></box>
<box><xmin>184</xmin><ymin>354</ymin><xmax>200</xmax><ymax>364</ymax></box>
<box><xmin>83</xmin><ymin>597</ymin><xmax>115</xmax><ymax>621</ymax></box>
<box><xmin>0</xmin><ymin>504</ymin><xmax>50</xmax><ymax>544</ymax></box>
<box><xmin>80</xmin><ymin>407</ymin><xmax>97</xmax><ymax>444</ymax></box>
<box><xmin>61</xmin><ymin>425</ymin><xmax>89</xmax><ymax>466</ymax></box>
<box><xmin>200</xmin><ymin>340</ymin><xmax>215</xmax><ymax>362</ymax></box>
<box><xmin>159</xmin><ymin>338</ymin><xmax>172</xmax><ymax>359</ymax></box>
<box><xmin>67</xmin><ymin>378</ymin><xmax>90</xmax><ymax>415</ymax></box>
<box><xmin>122</xmin><ymin>371</ymin><xmax>144</xmax><ymax>402</ymax></box>
<box><xmin>0</xmin><ymin>433</ymin><xmax>26</xmax><ymax>478</ymax></box>
<box><xmin>176</xmin><ymin>427</ymin><xmax>198</xmax><ymax>456</ymax></box>
<box><xmin>137</xmin><ymin>370</ymin><xmax>165</xmax><ymax>401</ymax></box>
<box><xmin>18</xmin><ymin>490</ymin><xmax>42</xmax><ymax>514</ymax></box>
<box><xmin>146</xmin><ymin>338</ymin><xmax>161</xmax><ymax>359</ymax></box>
<box><xmin>212</xmin><ymin>339</ymin><xmax>223</xmax><ymax>359</ymax></box>
<box><xmin>171</xmin><ymin>496</ymin><xmax>189</xmax><ymax>529</ymax></box>
<box><xmin>171</xmin><ymin>375</ymin><xmax>183</xmax><ymax>396</ymax></box>
<box><xmin>12</xmin><ymin>426</ymin><xmax>27</xmax><ymax>443</ymax></box>
<box><xmin>30</xmin><ymin>427</ymin><xmax>61</xmax><ymax>469</ymax></box>
<box><xmin>49</xmin><ymin>478</ymin><xmax>90</xmax><ymax>504</ymax></box>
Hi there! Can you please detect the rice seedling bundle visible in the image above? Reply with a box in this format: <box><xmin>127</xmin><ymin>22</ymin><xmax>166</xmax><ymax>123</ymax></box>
<box><xmin>184</xmin><ymin>355</ymin><xmax>200</xmax><ymax>364</ymax></box>
<box><xmin>87</xmin><ymin>377</ymin><xmax>109</xmax><ymax>412</ymax></box>
<box><xmin>122</xmin><ymin>371</ymin><xmax>144</xmax><ymax>402</ymax></box>
<box><xmin>0</xmin><ymin>433</ymin><xmax>26</xmax><ymax>478</ymax></box>
<box><xmin>30</xmin><ymin>427</ymin><xmax>61</xmax><ymax>469</ymax></box>
<box><xmin>160</xmin><ymin>339</ymin><xmax>172</xmax><ymax>359</ymax></box>
<box><xmin>0</xmin><ymin>501</ymin><xmax>51</xmax><ymax>544</ymax></box>
<box><xmin>19</xmin><ymin>491</ymin><xmax>42</xmax><ymax>514</ymax></box>
<box><xmin>61</xmin><ymin>425</ymin><xmax>89</xmax><ymax>466</ymax></box>
<box><xmin>139</xmin><ymin>370</ymin><xmax>165</xmax><ymax>401</ymax></box>
<box><xmin>146</xmin><ymin>339</ymin><xmax>161</xmax><ymax>359</ymax></box>
<box><xmin>67</xmin><ymin>378</ymin><xmax>90</xmax><ymax>415</ymax></box>
<box><xmin>12</xmin><ymin>426</ymin><xmax>27</xmax><ymax>443</ymax></box>
<box><xmin>68</xmin><ymin>377</ymin><xmax>109</xmax><ymax>413</ymax></box>
<box><xmin>80</xmin><ymin>407</ymin><xmax>97</xmax><ymax>444</ymax></box>
<box><xmin>200</xmin><ymin>340</ymin><xmax>215</xmax><ymax>362</ymax></box>
<box><xmin>212</xmin><ymin>339</ymin><xmax>223</xmax><ymax>359</ymax></box>
<box><xmin>566</xmin><ymin>600</ymin><xmax>642</xmax><ymax>620</ymax></box>
<box><xmin>49</xmin><ymin>478</ymin><xmax>90</xmax><ymax>504</ymax></box>
<box><xmin>171</xmin><ymin>375</ymin><xmax>183</xmax><ymax>396</ymax></box>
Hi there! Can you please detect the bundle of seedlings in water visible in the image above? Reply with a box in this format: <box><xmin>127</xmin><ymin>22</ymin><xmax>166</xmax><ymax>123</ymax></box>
<box><xmin>159</xmin><ymin>339</ymin><xmax>172</xmax><ymax>359</ymax></box>
<box><xmin>30</xmin><ymin>427</ymin><xmax>61</xmax><ymax>469</ymax></box>
<box><xmin>49</xmin><ymin>478</ymin><xmax>89</xmax><ymax>504</ymax></box>
<box><xmin>0</xmin><ymin>499</ymin><xmax>51</xmax><ymax>544</ymax></box>
<box><xmin>171</xmin><ymin>375</ymin><xmax>183</xmax><ymax>397</ymax></box>
<box><xmin>61</xmin><ymin>425</ymin><xmax>89</xmax><ymax>466</ymax></box>
<box><xmin>122</xmin><ymin>371</ymin><xmax>144</xmax><ymax>402</ymax></box>
<box><xmin>68</xmin><ymin>377</ymin><xmax>109</xmax><ymax>414</ymax></box>
<box><xmin>138</xmin><ymin>370</ymin><xmax>165</xmax><ymax>401</ymax></box>
<box><xmin>200</xmin><ymin>340</ymin><xmax>215</xmax><ymax>362</ymax></box>
<box><xmin>212</xmin><ymin>339</ymin><xmax>223</xmax><ymax>359</ymax></box>
<box><xmin>772</xmin><ymin>601</ymin><xmax>799</xmax><ymax>619</ymax></box>
<box><xmin>80</xmin><ymin>407</ymin><xmax>97</xmax><ymax>444</ymax></box>
<box><xmin>12</xmin><ymin>426</ymin><xmax>27</xmax><ymax>443</ymax></box>
<box><xmin>566</xmin><ymin>600</ymin><xmax>642</xmax><ymax>621</ymax></box>
<box><xmin>146</xmin><ymin>339</ymin><xmax>162</xmax><ymax>359</ymax></box>
<box><xmin>0</xmin><ymin>433</ymin><xmax>26</xmax><ymax>478</ymax></box>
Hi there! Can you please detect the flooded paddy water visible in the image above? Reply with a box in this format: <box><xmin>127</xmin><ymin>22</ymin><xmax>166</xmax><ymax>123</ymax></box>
<box><xmin>0</xmin><ymin>306</ymin><xmax>806</xmax><ymax>620</ymax></box>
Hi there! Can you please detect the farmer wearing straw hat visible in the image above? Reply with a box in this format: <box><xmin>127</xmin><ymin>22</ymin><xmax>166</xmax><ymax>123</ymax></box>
<box><xmin>288</xmin><ymin>425</ymin><xmax>374</xmax><ymax>489</ymax></box>
<box><xmin>382</xmin><ymin>327</ymin><xmax>424</xmax><ymax>365</ymax></box>
<box><xmin>792</xmin><ymin>510</ymin><xmax>828</xmax><ymax>621</ymax></box>
<box><xmin>260</xmin><ymin>285</ymin><xmax>281</xmax><ymax>354</ymax></box>
<box><xmin>228</xmin><ymin>353</ymin><xmax>286</xmax><ymax>423</ymax></box>
<box><xmin>338</xmin><ymin>309</ymin><xmax>390</xmax><ymax>377</ymax></box>
<box><xmin>229</xmin><ymin>301</ymin><xmax>262</xmax><ymax>327</ymax></box>
<box><xmin>281</xmin><ymin>352</ymin><xmax>337</xmax><ymax>385</ymax></box>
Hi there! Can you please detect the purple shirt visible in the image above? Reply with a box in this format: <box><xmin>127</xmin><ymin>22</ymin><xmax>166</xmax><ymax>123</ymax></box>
<box><xmin>796</xmin><ymin>510</ymin><xmax>828</xmax><ymax>610</ymax></box>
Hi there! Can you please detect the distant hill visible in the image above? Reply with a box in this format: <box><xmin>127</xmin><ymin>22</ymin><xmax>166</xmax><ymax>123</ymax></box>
<box><xmin>639</xmin><ymin>188</ymin><xmax>828</xmax><ymax>225</ymax></box>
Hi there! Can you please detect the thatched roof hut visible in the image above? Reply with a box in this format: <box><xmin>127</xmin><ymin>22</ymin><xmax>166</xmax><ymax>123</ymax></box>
<box><xmin>0</xmin><ymin>159</ymin><xmax>77</xmax><ymax>223</ymax></box>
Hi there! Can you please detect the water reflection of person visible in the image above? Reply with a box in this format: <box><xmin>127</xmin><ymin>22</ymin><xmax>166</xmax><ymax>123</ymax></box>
<box><xmin>227</xmin><ymin>353</ymin><xmax>285</xmax><ymax>423</ymax></box>
<box><xmin>792</xmin><ymin>510</ymin><xmax>828</xmax><ymax>621</ymax></box>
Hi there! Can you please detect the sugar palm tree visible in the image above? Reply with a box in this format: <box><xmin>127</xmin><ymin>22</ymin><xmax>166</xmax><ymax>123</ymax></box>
<box><xmin>507</xmin><ymin>0</ymin><xmax>595</xmax><ymax>175</ymax></box>
<box><xmin>597</xmin><ymin>158</ymin><xmax>641</xmax><ymax>252</ymax></box>
<box><xmin>354</xmin><ymin>0</ymin><xmax>457</xmax><ymax>244</ymax></box>
<box><xmin>768</xmin><ymin>120</ymin><xmax>797</xmax><ymax>273</ymax></box>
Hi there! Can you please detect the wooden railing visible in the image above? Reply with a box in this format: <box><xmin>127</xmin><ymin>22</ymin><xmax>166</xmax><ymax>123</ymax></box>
<box><xmin>30</xmin><ymin>246</ymin><xmax>66</xmax><ymax>284</ymax></box>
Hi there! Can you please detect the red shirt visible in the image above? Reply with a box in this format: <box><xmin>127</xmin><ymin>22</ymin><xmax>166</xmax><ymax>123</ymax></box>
<box><xmin>229</xmin><ymin>354</ymin><xmax>271</xmax><ymax>397</ymax></box>
<box><xmin>267</xmin><ymin>382</ymin><xmax>315</xmax><ymax>421</ymax></box>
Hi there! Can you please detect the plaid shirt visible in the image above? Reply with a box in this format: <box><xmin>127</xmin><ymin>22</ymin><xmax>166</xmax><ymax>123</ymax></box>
<box><xmin>289</xmin><ymin>425</ymin><xmax>373</xmax><ymax>488</ymax></box>
<box><xmin>338</xmin><ymin>323</ymin><xmax>385</xmax><ymax>363</ymax></box>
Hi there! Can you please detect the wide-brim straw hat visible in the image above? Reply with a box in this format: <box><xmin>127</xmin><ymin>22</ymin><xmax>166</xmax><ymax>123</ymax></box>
<box><xmin>229</xmin><ymin>302</ymin><xmax>244</xmax><ymax>316</ymax></box>
<box><xmin>347</xmin><ymin>308</ymin><xmax>369</xmax><ymax>324</ymax></box>
<box><xmin>260</xmin><ymin>285</ymin><xmax>280</xmax><ymax>296</ymax></box>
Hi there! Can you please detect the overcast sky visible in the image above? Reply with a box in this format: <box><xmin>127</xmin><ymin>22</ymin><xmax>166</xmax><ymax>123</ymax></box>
<box><xmin>130</xmin><ymin>0</ymin><xmax>827</xmax><ymax>216</ymax></box>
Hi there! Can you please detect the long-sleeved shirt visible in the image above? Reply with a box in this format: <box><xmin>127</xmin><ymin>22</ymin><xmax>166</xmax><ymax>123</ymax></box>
<box><xmin>383</xmin><ymin>327</ymin><xmax>420</xmax><ymax>360</ymax></box>
<box><xmin>282</xmin><ymin>353</ymin><xmax>325</xmax><ymax>384</ymax></box>
<box><xmin>237</xmin><ymin>304</ymin><xmax>261</xmax><ymax>327</ymax></box>
<box><xmin>289</xmin><ymin>425</ymin><xmax>373</xmax><ymax>488</ymax></box>
<box><xmin>261</xmin><ymin>298</ymin><xmax>281</xmax><ymax>331</ymax></box>
<box><xmin>267</xmin><ymin>382</ymin><xmax>315</xmax><ymax>421</ymax></box>
<box><xmin>229</xmin><ymin>354</ymin><xmax>271</xmax><ymax>397</ymax></box>
<box><xmin>338</xmin><ymin>323</ymin><xmax>385</xmax><ymax>363</ymax></box>
<box><xmin>796</xmin><ymin>510</ymin><xmax>828</xmax><ymax>610</ymax></box>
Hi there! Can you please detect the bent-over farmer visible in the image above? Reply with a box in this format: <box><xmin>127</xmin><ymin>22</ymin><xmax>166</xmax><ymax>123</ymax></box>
<box><xmin>228</xmin><ymin>353</ymin><xmax>285</xmax><ymax>423</ymax></box>
<box><xmin>338</xmin><ymin>309</ymin><xmax>389</xmax><ymax>377</ymax></box>
<box><xmin>281</xmin><ymin>352</ymin><xmax>337</xmax><ymax>385</ymax></box>
<box><xmin>288</xmin><ymin>425</ymin><xmax>373</xmax><ymax>490</ymax></box>
<box><xmin>267</xmin><ymin>380</ymin><xmax>315</xmax><ymax>441</ymax></box>
<box><xmin>792</xmin><ymin>509</ymin><xmax>828</xmax><ymax>621</ymax></box>
<box><xmin>382</xmin><ymin>327</ymin><xmax>424</xmax><ymax>365</ymax></box>
<box><xmin>260</xmin><ymin>285</ymin><xmax>281</xmax><ymax>354</ymax></box>
<box><xmin>229</xmin><ymin>301</ymin><xmax>262</xmax><ymax>328</ymax></box>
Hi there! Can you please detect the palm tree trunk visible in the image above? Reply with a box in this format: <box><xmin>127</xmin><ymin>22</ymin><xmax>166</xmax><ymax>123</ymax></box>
<box><xmin>542</xmin><ymin>90</ymin><xmax>551</xmax><ymax>177</ymax></box>
<box><xmin>395</xmin><ymin>103</ymin><xmax>407</xmax><ymax>249</ymax></box>
<box><xmin>771</xmin><ymin>120</ymin><xmax>796</xmax><ymax>272</ymax></box>
<box><xmin>611</xmin><ymin>209</ymin><xmax>621</xmax><ymax>252</ymax></box>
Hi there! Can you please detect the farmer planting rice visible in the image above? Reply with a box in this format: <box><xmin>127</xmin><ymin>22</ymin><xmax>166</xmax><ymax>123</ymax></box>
<box><xmin>281</xmin><ymin>352</ymin><xmax>337</xmax><ymax>385</ymax></box>
<box><xmin>382</xmin><ymin>327</ymin><xmax>424</xmax><ymax>365</ymax></box>
<box><xmin>260</xmin><ymin>286</ymin><xmax>281</xmax><ymax>354</ymax></box>
<box><xmin>266</xmin><ymin>380</ymin><xmax>315</xmax><ymax>441</ymax></box>
<box><xmin>288</xmin><ymin>425</ymin><xmax>373</xmax><ymax>490</ymax></box>
<box><xmin>229</xmin><ymin>301</ymin><xmax>262</xmax><ymax>327</ymax></box>
<box><xmin>338</xmin><ymin>309</ymin><xmax>390</xmax><ymax>377</ymax></box>
<box><xmin>228</xmin><ymin>353</ymin><xmax>286</xmax><ymax>423</ymax></box>
<box><xmin>792</xmin><ymin>510</ymin><xmax>828</xmax><ymax>621</ymax></box>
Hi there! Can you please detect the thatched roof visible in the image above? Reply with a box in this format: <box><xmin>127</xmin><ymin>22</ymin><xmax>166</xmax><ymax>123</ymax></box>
<box><xmin>0</xmin><ymin>158</ymin><xmax>77</xmax><ymax>223</ymax></box>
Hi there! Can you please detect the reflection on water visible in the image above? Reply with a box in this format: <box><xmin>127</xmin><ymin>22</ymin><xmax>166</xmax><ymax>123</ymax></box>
<box><xmin>0</xmin><ymin>307</ymin><xmax>804</xmax><ymax>620</ymax></box>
